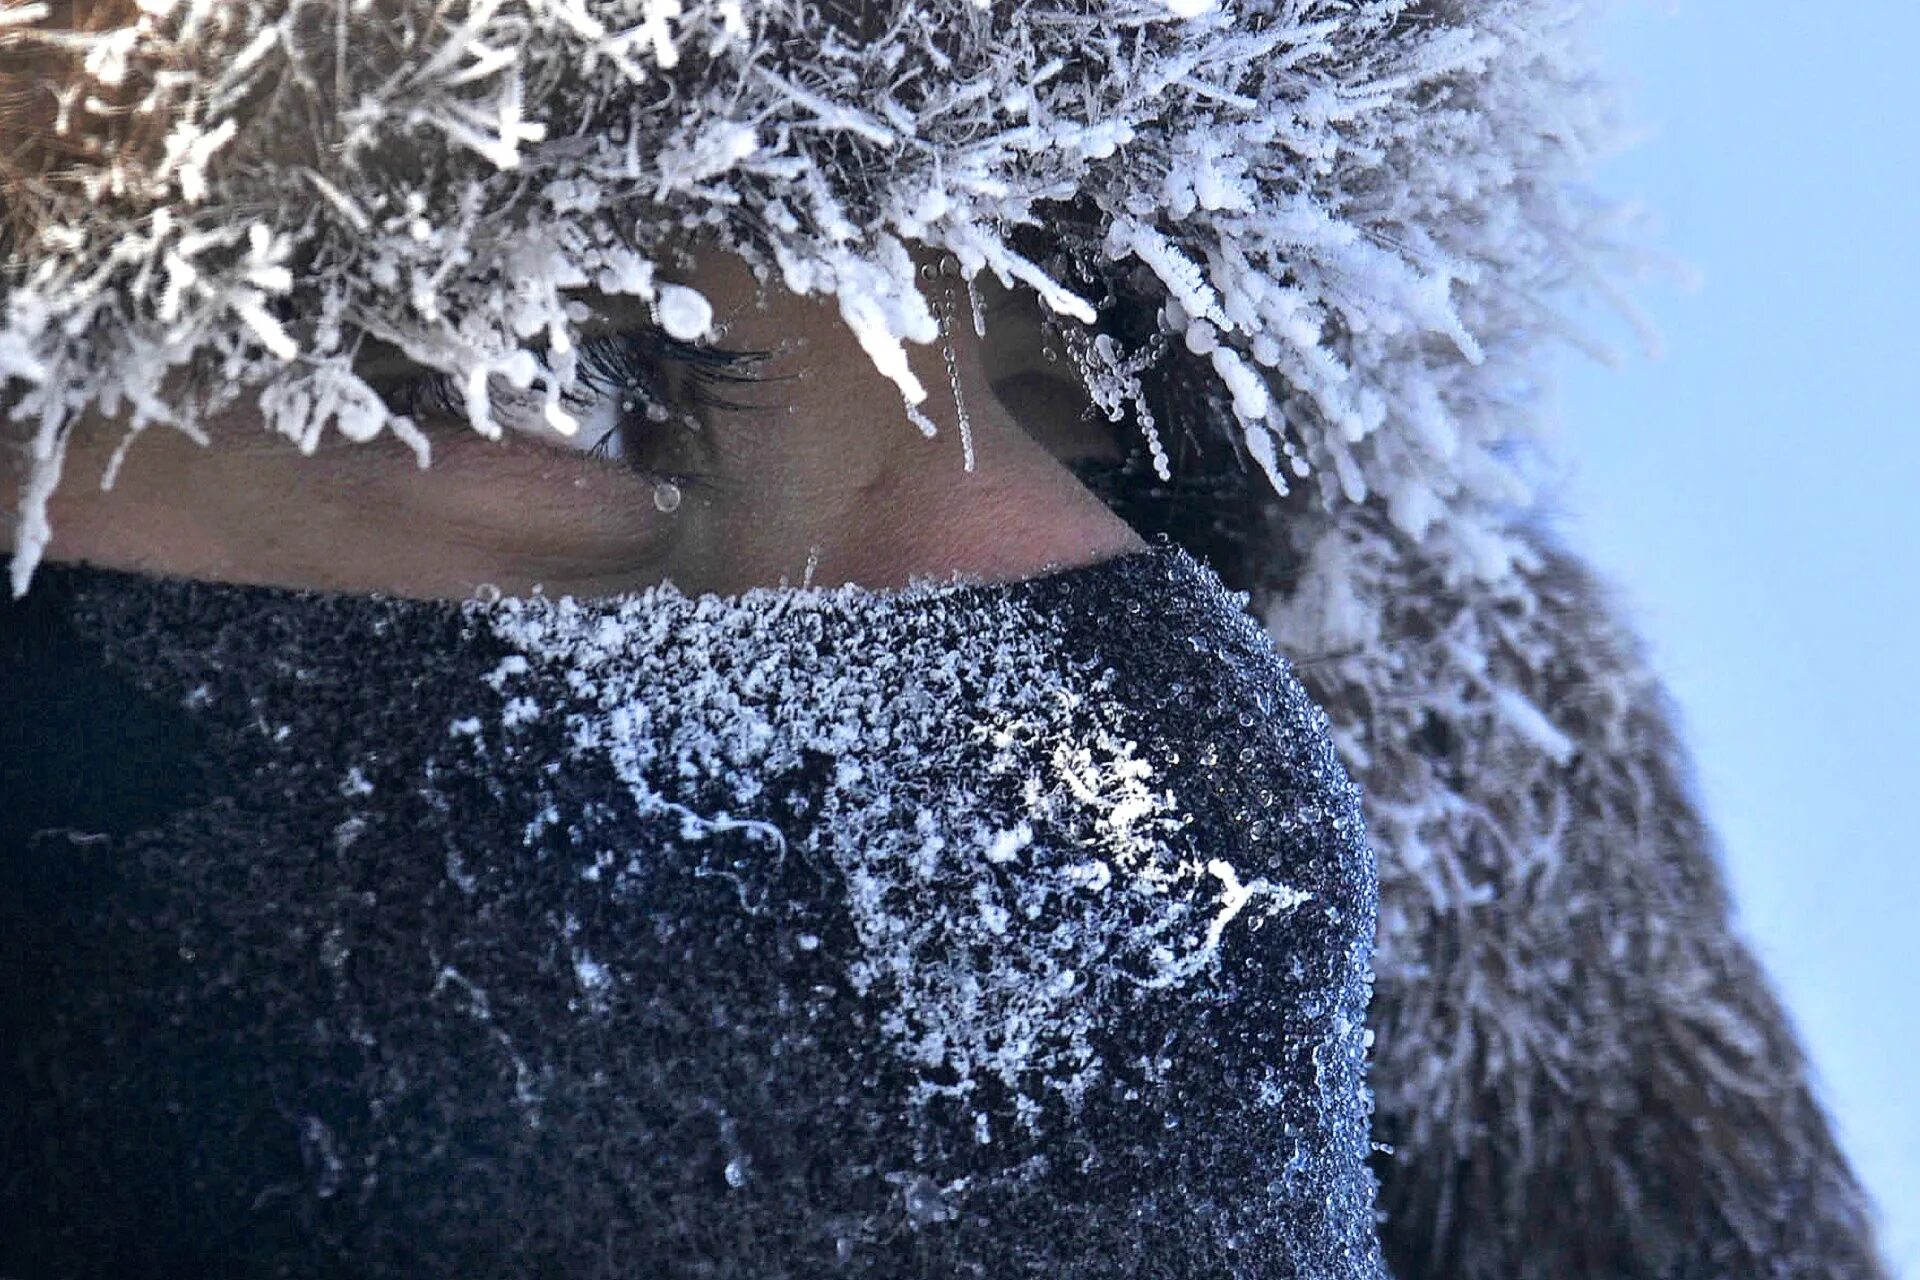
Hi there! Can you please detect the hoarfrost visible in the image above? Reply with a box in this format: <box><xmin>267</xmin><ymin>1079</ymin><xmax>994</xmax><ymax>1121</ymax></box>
<box><xmin>431</xmin><ymin>963</ymin><xmax>546</xmax><ymax>1128</ymax></box>
<box><xmin>483</xmin><ymin>571</ymin><xmax>1300</xmax><ymax>1128</ymax></box>
<box><xmin>3</xmin><ymin>0</ymin><xmax>1639</xmax><ymax>599</ymax></box>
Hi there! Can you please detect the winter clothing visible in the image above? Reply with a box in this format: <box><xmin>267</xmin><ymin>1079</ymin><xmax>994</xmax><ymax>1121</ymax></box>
<box><xmin>2</xmin><ymin>548</ymin><xmax>1385</xmax><ymax>1277</ymax></box>
<box><xmin>0</xmin><ymin>1</ymin><xmax>1888</xmax><ymax>1276</ymax></box>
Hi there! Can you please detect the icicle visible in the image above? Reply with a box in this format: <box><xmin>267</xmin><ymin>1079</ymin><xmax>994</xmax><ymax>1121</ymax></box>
<box><xmin>927</xmin><ymin>256</ymin><xmax>976</xmax><ymax>473</ymax></box>
<box><xmin>965</xmin><ymin>274</ymin><xmax>986</xmax><ymax>339</ymax></box>
<box><xmin>9</xmin><ymin>398</ymin><xmax>73</xmax><ymax>599</ymax></box>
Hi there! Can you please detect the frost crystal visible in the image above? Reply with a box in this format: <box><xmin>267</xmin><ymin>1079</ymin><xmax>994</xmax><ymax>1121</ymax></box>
<box><xmin>485</xmin><ymin>568</ymin><xmax>1303</xmax><ymax>1126</ymax></box>
<box><xmin>3</xmin><ymin>0</ymin><xmax>1633</xmax><ymax>598</ymax></box>
<box><xmin>653</xmin><ymin>284</ymin><xmax>712</xmax><ymax>342</ymax></box>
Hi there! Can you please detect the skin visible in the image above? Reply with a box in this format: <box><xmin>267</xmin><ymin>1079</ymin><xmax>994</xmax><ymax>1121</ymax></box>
<box><xmin>1</xmin><ymin>247</ymin><xmax>1142</xmax><ymax>599</ymax></box>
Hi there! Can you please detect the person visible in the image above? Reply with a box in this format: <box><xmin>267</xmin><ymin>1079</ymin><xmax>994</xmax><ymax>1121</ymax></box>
<box><xmin>3</xmin><ymin>5</ymin><xmax>1390</xmax><ymax>1276</ymax></box>
<box><xmin>0</xmin><ymin>1</ymin><xmax>1888</xmax><ymax>1278</ymax></box>
<box><xmin>5</xmin><ymin>243</ymin><xmax>1146</xmax><ymax>598</ymax></box>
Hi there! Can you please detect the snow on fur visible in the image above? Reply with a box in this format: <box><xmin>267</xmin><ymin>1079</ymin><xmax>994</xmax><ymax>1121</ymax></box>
<box><xmin>6</xmin><ymin>0</ymin><xmax>1622</xmax><ymax>598</ymax></box>
<box><xmin>1263</xmin><ymin>503</ymin><xmax>1891</xmax><ymax>1280</ymax></box>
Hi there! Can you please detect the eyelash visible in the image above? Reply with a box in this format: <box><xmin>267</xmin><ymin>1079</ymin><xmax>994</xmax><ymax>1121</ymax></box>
<box><xmin>384</xmin><ymin>327</ymin><xmax>767</xmax><ymax>466</ymax></box>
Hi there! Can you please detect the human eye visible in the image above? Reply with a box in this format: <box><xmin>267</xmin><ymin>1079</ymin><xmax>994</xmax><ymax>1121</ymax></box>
<box><xmin>372</xmin><ymin>326</ymin><xmax>768</xmax><ymax>478</ymax></box>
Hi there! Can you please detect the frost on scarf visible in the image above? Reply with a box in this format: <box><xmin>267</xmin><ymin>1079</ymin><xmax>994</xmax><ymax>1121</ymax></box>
<box><xmin>484</xmin><ymin>574</ymin><xmax>1314</xmax><ymax>1129</ymax></box>
<box><xmin>4</xmin><ymin>0</ymin><xmax>1626</xmax><ymax>596</ymax></box>
<box><xmin>2</xmin><ymin>547</ymin><xmax>1387</xmax><ymax>1275</ymax></box>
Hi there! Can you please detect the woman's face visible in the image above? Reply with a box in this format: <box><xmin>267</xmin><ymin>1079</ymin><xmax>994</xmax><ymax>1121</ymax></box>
<box><xmin>4</xmin><ymin>246</ymin><xmax>1141</xmax><ymax>599</ymax></box>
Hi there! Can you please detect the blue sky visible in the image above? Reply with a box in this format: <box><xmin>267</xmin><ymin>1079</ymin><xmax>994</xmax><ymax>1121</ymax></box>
<box><xmin>1549</xmin><ymin>2</ymin><xmax>1920</xmax><ymax>1272</ymax></box>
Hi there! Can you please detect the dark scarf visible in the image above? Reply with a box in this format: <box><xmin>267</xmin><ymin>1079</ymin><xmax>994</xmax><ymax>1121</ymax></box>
<box><xmin>1</xmin><ymin>547</ymin><xmax>1386</xmax><ymax>1279</ymax></box>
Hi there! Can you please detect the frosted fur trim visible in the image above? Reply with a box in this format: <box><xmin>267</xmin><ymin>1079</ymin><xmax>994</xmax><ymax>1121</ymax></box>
<box><xmin>1267</xmin><ymin>505</ymin><xmax>1891</xmax><ymax>1280</ymax></box>
<box><xmin>3</xmin><ymin>0</ymin><xmax>1628</xmax><ymax>594</ymax></box>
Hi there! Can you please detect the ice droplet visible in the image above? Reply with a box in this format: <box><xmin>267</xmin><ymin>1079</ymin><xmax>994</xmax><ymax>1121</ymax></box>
<box><xmin>655</xmin><ymin>284</ymin><xmax>712</xmax><ymax>341</ymax></box>
<box><xmin>652</xmin><ymin>481</ymin><xmax>683</xmax><ymax>513</ymax></box>
<box><xmin>902</xmin><ymin>1174</ymin><xmax>952</xmax><ymax>1226</ymax></box>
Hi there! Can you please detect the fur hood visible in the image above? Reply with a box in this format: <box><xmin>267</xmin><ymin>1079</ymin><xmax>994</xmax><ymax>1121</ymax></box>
<box><xmin>6</xmin><ymin>0</ymin><xmax>1612</xmax><ymax>595</ymax></box>
<box><xmin>0</xmin><ymin>1</ymin><xmax>1889</xmax><ymax>1275</ymax></box>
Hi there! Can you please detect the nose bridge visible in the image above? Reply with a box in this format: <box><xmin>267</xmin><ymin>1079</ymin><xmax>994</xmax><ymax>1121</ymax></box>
<box><xmin>818</xmin><ymin>418</ymin><xmax>1147</xmax><ymax>591</ymax></box>
<box><xmin>694</xmin><ymin>249</ymin><xmax>1146</xmax><ymax>594</ymax></box>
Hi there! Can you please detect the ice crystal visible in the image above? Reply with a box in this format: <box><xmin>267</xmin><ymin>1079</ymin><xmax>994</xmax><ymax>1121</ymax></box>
<box><xmin>484</xmin><ymin>569</ymin><xmax>1304</xmax><ymax>1127</ymax></box>
<box><xmin>4</xmin><ymin>0</ymin><xmax>1631</xmax><ymax>598</ymax></box>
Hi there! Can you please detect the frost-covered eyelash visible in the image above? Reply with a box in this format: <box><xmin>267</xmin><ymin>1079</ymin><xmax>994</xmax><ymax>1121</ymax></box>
<box><xmin>572</xmin><ymin>327</ymin><xmax>768</xmax><ymax>419</ymax></box>
<box><xmin>384</xmin><ymin>327</ymin><xmax>768</xmax><ymax>462</ymax></box>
